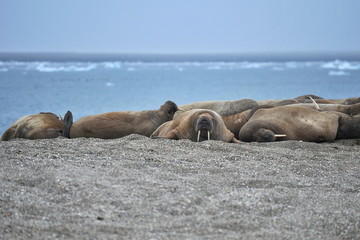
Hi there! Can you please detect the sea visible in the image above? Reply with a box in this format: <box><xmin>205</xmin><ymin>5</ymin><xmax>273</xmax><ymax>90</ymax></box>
<box><xmin>1</xmin><ymin>53</ymin><xmax>360</xmax><ymax>135</ymax></box>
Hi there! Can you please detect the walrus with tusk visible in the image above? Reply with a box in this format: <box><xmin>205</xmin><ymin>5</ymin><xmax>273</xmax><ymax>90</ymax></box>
<box><xmin>151</xmin><ymin>109</ymin><xmax>241</xmax><ymax>143</ymax></box>
<box><xmin>1</xmin><ymin>111</ymin><xmax>72</xmax><ymax>141</ymax></box>
<box><xmin>239</xmin><ymin>105</ymin><xmax>360</xmax><ymax>142</ymax></box>
<box><xmin>64</xmin><ymin>101</ymin><xmax>178</xmax><ymax>139</ymax></box>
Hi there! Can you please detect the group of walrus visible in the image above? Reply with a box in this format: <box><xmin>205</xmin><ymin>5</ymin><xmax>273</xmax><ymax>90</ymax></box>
<box><xmin>2</xmin><ymin>94</ymin><xmax>360</xmax><ymax>143</ymax></box>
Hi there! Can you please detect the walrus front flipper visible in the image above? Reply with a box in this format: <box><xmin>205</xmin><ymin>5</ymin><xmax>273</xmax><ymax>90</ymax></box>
<box><xmin>1</xmin><ymin>127</ymin><xmax>15</xmax><ymax>141</ymax></box>
<box><xmin>63</xmin><ymin>111</ymin><xmax>73</xmax><ymax>138</ymax></box>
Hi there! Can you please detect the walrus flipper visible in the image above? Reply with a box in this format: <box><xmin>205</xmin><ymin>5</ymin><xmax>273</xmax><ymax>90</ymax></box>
<box><xmin>1</xmin><ymin>128</ymin><xmax>15</xmax><ymax>141</ymax></box>
<box><xmin>63</xmin><ymin>111</ymin><xmax>73</xmax><ymax>138</ymax></box>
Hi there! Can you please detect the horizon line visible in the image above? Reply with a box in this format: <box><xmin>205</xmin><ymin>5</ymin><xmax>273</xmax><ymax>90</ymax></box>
<box><xmin>1</xmin><ymin>51</ymin><xmax>360</xmax><ymax>62</ymax></box>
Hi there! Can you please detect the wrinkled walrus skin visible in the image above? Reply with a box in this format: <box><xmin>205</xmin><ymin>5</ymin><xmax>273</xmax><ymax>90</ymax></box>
<box><xmin>1</xmin><ymin>112</ymin><xmax>68</xmax><ymax>141</ymax></box>
<box><xmin>173</xmin><ymin>98</ymin><xmax>258</xmax><ymax>119</ymax></box>
<box><xmin>238</xmin><ymin>105</ymin><xmax>359</xmax><ymax>143</ymax></box>
<box><xmin>68</xmin><ymin>101</ymin><xmax>178</xmax><ymax>139</ymax></box>
<box><xmin>151</xmin><ymin>109</ymin><xmax>240</xmax><ymax>143</ymax></box>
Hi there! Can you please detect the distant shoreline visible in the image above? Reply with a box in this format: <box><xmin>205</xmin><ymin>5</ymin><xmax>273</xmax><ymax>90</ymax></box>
<box><xmin>1</xmin><ymin>52</ymin><xmax>360</xmax><ymax>62</ymax></box>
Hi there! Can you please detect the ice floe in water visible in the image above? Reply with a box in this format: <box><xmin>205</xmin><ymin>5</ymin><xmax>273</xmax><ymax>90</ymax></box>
<box><xmin>102</xmin><ymin>62</ymin><xmax>122</xmax><ymax>69</ymax></box>
<box><xmin>321</xmin><ymin>60</ymin><xmax>360</xmax><ymax>70</ymax></box>
<box><xmin>36</xmin><ymin>62</ymin><xmax>97</xmax><ymax>72</ymax></box>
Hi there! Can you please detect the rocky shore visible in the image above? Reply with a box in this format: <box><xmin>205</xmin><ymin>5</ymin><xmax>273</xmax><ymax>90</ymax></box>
<box><xmin>1</xmin><ymin>135</ymin><xmax>360</xmax><ymax>239</ymax></box>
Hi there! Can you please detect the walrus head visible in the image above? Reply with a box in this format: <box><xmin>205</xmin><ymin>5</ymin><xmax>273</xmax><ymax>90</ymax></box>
<box><xmin>195</xmin><ymin>113</ymin><xmax>214</xmax><ymax>142</ymax></box>
<box><xmin>251</xmin><ymin>128</ymin><xmax>287</xmax><ymax>142</ymax></box>
<box><xmin>159</xmin><ymin>100</ymin><xmax>178</xmax><ymax>119</ymax></box>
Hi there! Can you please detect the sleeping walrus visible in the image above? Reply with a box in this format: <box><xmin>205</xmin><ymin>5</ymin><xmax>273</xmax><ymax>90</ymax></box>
<box><xmin>1</xmin><ymin>111</ymin><xmax>72</xmax><ymax>141</ymax></box>
<box><xmin>173</xmin><ymin>98</ymin><xmax>258</xmax><ymax>119</ymax></box>
<box><xmin>239</xmin><ymin>105</ymin><xmax>360</xmax><ymax>142</ymax></box>
<box><xmin>151</xmin><ymin>109</ymin><xmax>240</xmax><ymax>143</ymax></box>
<box><xmin>65</xmin><ymin>101</ymin><xmax>178</xmax><ymax>139</ymax></box>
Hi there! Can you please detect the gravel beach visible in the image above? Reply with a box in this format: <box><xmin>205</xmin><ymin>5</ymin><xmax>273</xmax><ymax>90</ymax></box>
<box><xmin>1</xmin><ymin>135</ymin><xmax>360</xmax><ymax>239</ymax></box>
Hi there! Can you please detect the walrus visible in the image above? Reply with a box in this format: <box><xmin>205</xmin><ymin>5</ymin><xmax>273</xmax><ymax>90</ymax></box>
<box><xmin>151</xmin><ymin>109</ymin><xmax>240</xmax><ymax>143</ymax></box>
<box><xmin>173</xmin><ymin>98</ymin><xmax>258</xmax><ymax>119</ymax></box>
<box><xmin>1</xmin><ymin>111</ymin><xmax>72</xmax><ymax>141</ymax></box>
<box><xmin>257</xmin><ymin>94</ymin><xmax>336</xmax><ymax>107</ymax></box>
<box><xmin>221</xmin><ymin>109</ymin><xmax>252</xmax><ymax>138</ymax></box>
<box><xmin>239</xmin><ymin>105</ymin><xmax>360</xmax><ymax>142</ymax></box>
<box><xmin>66</xmin><ymin>101</ymin><xmax>178</xmax><ymax>139</ymax></box>
<box><xmin>257</xmin><ymin>95</ymin><xmax>360</xmax><ymax>107</ymax></box>
<box><xmin>290</xmin><ymin>102</ymin><xmax>360</xmax><ymax>116</ymax></box>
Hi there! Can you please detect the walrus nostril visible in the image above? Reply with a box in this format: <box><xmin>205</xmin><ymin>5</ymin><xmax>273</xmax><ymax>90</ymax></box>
<box><xmin>200</xmin><ymin>118</ymin><xmax>208</xmax><ymax>123</ymax></box>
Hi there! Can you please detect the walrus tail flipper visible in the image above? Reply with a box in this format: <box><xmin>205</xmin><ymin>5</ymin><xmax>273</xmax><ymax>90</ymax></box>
<box><xmin>63</xmin><ymin>111</ymin><xmax>73</xmax><ymax>138</ymax></box>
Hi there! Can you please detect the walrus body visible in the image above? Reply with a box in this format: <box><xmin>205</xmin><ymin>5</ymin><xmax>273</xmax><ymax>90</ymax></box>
<box><xmin>257</xmin><ymin>95</ymin><xmax>360</xmax><ymax>107</ymax></box>
<box><xmin>174</xmin><ymin>98</ymin><xmax>258</xmax><ymax>119</ymax></box>
<box><xmin>291</xmin><ymin>103</ymin><xmax>360</xmax><ymax>115</ymax></box>
<box><xmin>68</xmin><ymin>101</ymin><xmax>177</xmax><ymax>139</ymax></box>
<box><xmin>151</xmin><ymin>109</ymin><xmax>240</xmax><ymax>143</ymax></box>
<box><xmin>1</xmin><ymin>112</ymin><xmax>66</xmax><ymax>141</ymax></box>
<box><xmin>222</xmin><ymin>109</ymin><xmax>252</xmax><ymax>137</ymax></box>
<box><xmin>239</xmin><ymin>105</ymin><xmax>358</xmax><ymax>142</ymax></box>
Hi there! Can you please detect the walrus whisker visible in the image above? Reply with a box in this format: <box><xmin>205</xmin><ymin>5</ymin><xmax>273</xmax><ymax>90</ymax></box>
<box><xmin>274</xmin><ymin>134</ymin><xmax>287</xmax><ymax>138</ymax></box>
<box><xmin>208</xmin><ymin>131</ymin><xmax>210</xmax><ymax>141</ymax></box>
<box><xmin>309</xmin><ymin>96</ymin><xmax>320</xmax><ymax>110</ymax></box>
<box><xmin>197</xmin><ymin>130</ymin><xmax>201</xmax><ymax>142</ymax></box>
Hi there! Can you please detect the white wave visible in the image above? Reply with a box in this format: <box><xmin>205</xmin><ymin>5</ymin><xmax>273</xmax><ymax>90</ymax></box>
<box><xmin>36</xmin><ymin>63</ymin><xmax>97</xmax><ymax>72</ymax></box>
<box><xmin>102</xmin><ymin>62</ymin><xmax>122</xmax><ymax>69</ymax></box>
<box><xmin>321</xmin><ymin>60</ymin><xmax>360</xmax><ymax>70</ymax></box>
<box><xmin>105</xmin><ymin>82</ymin><xmax>114</xmax><ymax>87</ymax></box>
<box><xmin>240</xmin><ymin>62</ymin><xmax>273</xmax><ymax>69</ymax></box>
<box><xmin>127</xmin><ymin>67</ymin><xmax>136</xmax><ymax>71</ymax></box>
<box><xmin>328</xmin><ymin>71</ymin><xmax>350</xmax><ymax>76</ymax></box>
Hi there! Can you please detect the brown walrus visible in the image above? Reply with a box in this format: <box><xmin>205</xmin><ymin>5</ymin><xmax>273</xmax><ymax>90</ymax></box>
<box><xmin>238</xmin><ymin>105</ymin><xmax>360</xmax><ymax>142</ymax></box>
<box><xmin>151</xmin><ymin>109</ymin><xmax>240</xmax><ymax>143</ymax></box>
<box><xmin>257</xmin><ymin>95</ymin><xmax>360</xmax><ymax>107</ymax></box>
<box><xmin>173</xmin><ymin>98</ymin><xmax>258</xmax><ymax>119</ymax></box>
<box><xmin>66</xmin><ymin>101</ymin><xmax>178</xmax><ymax>139</ymax></box>
<box><xmin>1</xmin><ymin>111</ymin><xmax>72</xmax><ymax>141</ymax></box>
<box><xmin>221</xmin><ymin>109</ymin><xmax>252</xmax><ymax>138</ymax></box>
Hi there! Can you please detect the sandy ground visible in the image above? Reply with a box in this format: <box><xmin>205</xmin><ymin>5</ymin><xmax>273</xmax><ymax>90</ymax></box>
<box><xmin>1</xmin><ymin>135</ymin><xmax>360</xmax><ymax>239</ymax></box>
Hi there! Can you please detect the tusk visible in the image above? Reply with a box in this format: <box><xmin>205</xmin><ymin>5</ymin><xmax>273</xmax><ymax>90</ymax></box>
<box><xmin>274</xmin><ymin>134</ymin><xmax>287</xmax><ymax>138</ymax></box>
<box><xmin>197</xmin><ymin>130</ymin><xmax>201</xmax><ymax>142</ymax></box>
<box><xmin>309</xmin><ymin>96</ymin><xmax>320</xmax><ymax>110</ymax></box>
<box><xmin>208</xmin><ymin>131</ymin><xmax>211</xmax><ymax>141</ymax></box>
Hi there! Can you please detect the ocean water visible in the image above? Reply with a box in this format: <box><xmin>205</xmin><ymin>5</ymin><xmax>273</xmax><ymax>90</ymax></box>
<box><xmin>1</xmin><ymin>57</ymin><xmax>360</xmax><ymax>135</ymax></box>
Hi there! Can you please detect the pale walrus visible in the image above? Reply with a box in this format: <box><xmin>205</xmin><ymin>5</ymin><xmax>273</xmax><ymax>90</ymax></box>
<box><xmin>151</xmin><ymin>109</ymin><xmax>240</xmax><ymax>143</ymax></box>
<box><xmin>66</xmin><ymin>101</ymin><xmax>178</xmax><ymax>139</ymax></box>
<box><xmin>1</xmin><ymin>111</ymin><xmax>72</xmax><ymax>141</ymax></box>
<box><xmin>173</xmin><ymin>98</ymin><xmax>258</xmax><ymax>119</ymax></box>
<box><xmin>238</xmin><ymin>105</ymin><xmax>360</xmax><ymax>142</ymax></box>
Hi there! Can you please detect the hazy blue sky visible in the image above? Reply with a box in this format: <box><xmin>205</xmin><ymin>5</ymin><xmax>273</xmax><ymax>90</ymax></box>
<box><xmin>1</xmin><ymin>0</ymin><xmax>359</xmax><ymax>54</ymax></box>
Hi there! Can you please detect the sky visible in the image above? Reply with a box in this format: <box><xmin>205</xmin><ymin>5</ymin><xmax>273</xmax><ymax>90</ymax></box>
<box><xmin>0</xmin><ymin>0</ymin><xmax>360</xmax><ymax>54</ymax></box>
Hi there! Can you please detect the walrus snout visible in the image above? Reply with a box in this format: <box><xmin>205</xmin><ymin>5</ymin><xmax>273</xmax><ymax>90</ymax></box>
<box><xmin>255</xmin><ymin>129</ymin><xmax>276</xmax><ymax>142</ymax></box>
<box><xmin>195</xmin><ymin>114</ymin><xmax>214</xmax><ymax>142</ymax></box>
